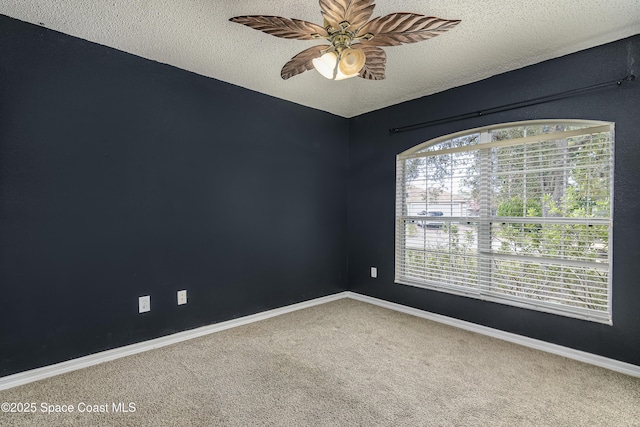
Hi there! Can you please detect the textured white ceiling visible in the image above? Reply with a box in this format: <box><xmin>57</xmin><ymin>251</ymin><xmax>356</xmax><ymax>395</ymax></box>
<box><xmin>2</xmin><ymin>1</ymin><xmax>639</xmax><ymax>117</ymax></box>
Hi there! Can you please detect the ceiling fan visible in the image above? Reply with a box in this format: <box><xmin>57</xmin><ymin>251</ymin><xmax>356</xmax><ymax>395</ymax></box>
<box><xmin>230</xmin><ymin>0</ymin><xmax>460</xmax><ymax>81</ymax></box>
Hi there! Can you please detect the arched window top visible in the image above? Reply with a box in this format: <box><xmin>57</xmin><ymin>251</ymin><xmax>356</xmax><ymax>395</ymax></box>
<box><xmin>401</xmin><ymin>119</ymin><xmax>613</xmax><ymax>156</ymax></box>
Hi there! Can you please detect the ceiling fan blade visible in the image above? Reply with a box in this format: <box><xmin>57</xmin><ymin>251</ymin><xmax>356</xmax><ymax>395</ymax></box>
<box><xmin>357</xmin><ymin>13</ymin><xmax>460</xmax><ymax>46</ymax></box>
<box><xmin>319</xmin><ymin>0</ymin><xmax>348</xmax><ymax>28</ymax></box>
<box><xmin>344</xmin><ymin>0</ymin><xmax>376</xmax><ymax>30</ymax></box>
<box><xmin>281</xmin><ymin>45</ymin><xmax>328</xmax><ymax>80</ymax></box>
<box><xmin>229</xmin><ymin>16</ymin><xmax>328</xmax><ymax>40</ymax></box>
<box><xmin>320</xmin><ymin>0</ymin><xmax>375</xmax><ymax>30</ymax></box>
<box><xmin>357</xmin><ymin>46</ymin><xmax>386</xmax><ymax>80</ymax></box>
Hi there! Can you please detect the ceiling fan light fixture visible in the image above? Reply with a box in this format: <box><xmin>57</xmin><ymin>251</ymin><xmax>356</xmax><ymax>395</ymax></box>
<box><xmin>312</xmin><ymin>52</ymin><xmax>338</xmax><ymax>79</ymax></box>
<box><xmin>338</xmin><ymin>48</ymin><xmax>366</xmax><ymax>76</ymax></box>
<box><xmin>333</xmin><ymin>68</ymin><xmax>359</xmax><ymax>80</ymax></box>
<box><xmin>312</xmin><ymin>48</ymin><xmax>366</xmax><ymax>80</ymax></box>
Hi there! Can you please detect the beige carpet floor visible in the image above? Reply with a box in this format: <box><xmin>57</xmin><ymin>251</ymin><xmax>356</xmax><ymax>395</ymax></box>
<box><xmin>1</xmin><ymin>298</ymin><xmax>639</xmax><ymax>426</ymax></box>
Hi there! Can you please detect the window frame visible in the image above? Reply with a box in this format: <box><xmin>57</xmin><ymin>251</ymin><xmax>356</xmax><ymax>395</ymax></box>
<box><xmin>395</xmin><ymin>120</ymin><xmax>614</xmax><ymax>324</ymax></box>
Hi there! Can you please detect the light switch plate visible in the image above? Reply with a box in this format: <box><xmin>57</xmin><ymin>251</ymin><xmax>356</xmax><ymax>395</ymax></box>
<box><xmin>371</xmin><ymin>267</ymin><xmax>377</xmax><ymax>278</ymax></box>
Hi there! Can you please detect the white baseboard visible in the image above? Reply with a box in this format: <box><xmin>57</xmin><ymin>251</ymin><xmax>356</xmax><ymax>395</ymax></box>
<box><xmin>346</xmin><ymin>292</ymin><xmax>640</xmax><ymax>378</ymax></box>
<box><xmin>2</xmin><ymin>290</ymin><xmax>638</xmax><ymax>391</ymax></box>
<box><xmin>0</xmin><ymin>292</ymin><xmax>348</xmax><ymax>391</ymax></box>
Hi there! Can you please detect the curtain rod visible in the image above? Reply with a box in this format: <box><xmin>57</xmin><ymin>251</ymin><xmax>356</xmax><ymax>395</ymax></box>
<box><xmin>389</xmin><ymin>74</ymin><xmax>636</xmax><ymax>134</ymax></box>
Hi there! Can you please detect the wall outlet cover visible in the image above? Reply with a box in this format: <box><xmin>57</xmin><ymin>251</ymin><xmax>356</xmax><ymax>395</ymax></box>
<box><xmin>139</xmin><ymin>295</ymin><xmax>150</xmax><ymax>313</ymax></box>
<box><xmin>177</xmin><ymin>290</ymin><xmax>187</xmax><ymax>305</ymax></box>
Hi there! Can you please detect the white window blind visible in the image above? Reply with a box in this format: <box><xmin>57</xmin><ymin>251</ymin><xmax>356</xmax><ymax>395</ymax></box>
<box><xmin>395</xmin><ymin>121</ymin><xmax>613</xmax><ymax>323</ymax></box>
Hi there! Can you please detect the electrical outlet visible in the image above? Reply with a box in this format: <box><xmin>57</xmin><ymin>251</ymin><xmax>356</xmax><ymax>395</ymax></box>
<box><xmin>139</xmin><ymin>295</ymin><xmax>150</xmax><ymax>313</ymax></box>
<box><xmin>371</xmin><ymin>267</ymin><xmax>377</xmax><ymax>278</ymax></box>
<box><xmin>177</xmin><ymin>290</ymin><xmax>187</xmax><ymax>305</ymax></box>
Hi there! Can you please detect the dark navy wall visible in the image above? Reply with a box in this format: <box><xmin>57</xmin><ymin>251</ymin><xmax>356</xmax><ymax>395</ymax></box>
<box><xmin>0</xmin><ymin>15</ymin><xmax>348</xmax><ymax>377</ymax></box>
<box><xmin>348</xmin><ymin>35</ymin><xmax>640</xmax><ymax>365</ymax></box>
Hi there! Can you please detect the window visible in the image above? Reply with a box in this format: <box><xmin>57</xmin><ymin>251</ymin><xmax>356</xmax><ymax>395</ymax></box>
<box><xmin>395</xmin><ymin>120</ymin><xmax>613</xmax><ymax>323</ymax></box>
